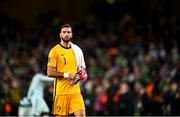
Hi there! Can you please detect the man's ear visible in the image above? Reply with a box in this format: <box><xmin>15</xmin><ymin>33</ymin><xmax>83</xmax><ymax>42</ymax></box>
<box><xmin>71</xmin><ymin>33</ymin><xmax>73</xmax><ymax>38</ymax></box>
<box><xmin>59</xmin><ymin>33</ymin><xmax>61</xmax><ymax>38</ymax></box>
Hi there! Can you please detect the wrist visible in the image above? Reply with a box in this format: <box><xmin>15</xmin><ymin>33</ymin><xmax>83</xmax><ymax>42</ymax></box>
<box><xmin>63</xmin><ymin>72</ymin><xmax>70</xmax><ymax>78</ymax></box>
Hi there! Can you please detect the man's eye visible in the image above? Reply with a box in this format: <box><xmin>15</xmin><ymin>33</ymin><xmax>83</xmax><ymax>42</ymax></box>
<box><xmin>62</xmin><ymin>31</ymin><xmax>71</xmax><ymax>33</ymax></box>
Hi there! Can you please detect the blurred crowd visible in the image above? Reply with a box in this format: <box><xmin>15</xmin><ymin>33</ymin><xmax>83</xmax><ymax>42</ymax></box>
<box><xmin>0</xmin><ymin>3</ymin><xmax>180</xmax><ymax>116</ymax></box>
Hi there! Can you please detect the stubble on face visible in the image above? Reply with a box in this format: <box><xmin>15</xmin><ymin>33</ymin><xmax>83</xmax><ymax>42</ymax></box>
<box><xmin>62</xmin><ymin>36</ymin><xmax>71</xmax><ymax>43</ymax></box>
<box><xmin>60</xmin><ymin>28</ymin><xmax>72</xmax><ymax>43</ymax></box>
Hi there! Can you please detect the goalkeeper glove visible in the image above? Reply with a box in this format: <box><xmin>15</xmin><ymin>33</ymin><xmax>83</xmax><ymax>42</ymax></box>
<box><xmin>78</xmin><ymin>67</ymin><xmax>88</xmax><ymax>81</ymax></box>
<box><xmin>70</xmin><ymin>67</ymin><xmax>88</xmax><ymax>85</ymax></box>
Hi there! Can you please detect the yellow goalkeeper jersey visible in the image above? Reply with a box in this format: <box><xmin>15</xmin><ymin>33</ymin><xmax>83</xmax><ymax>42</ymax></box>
<box><xmin>48</xmin><ymin>44</ymin><xmax>80</xmax><ymax>95</ymax></box>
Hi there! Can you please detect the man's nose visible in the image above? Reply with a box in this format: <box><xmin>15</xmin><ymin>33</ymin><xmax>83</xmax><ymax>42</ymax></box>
<box><xmin>65</xmin><ymin>32</ymin><xmax>69</xmax><ymax>35</ymax></box>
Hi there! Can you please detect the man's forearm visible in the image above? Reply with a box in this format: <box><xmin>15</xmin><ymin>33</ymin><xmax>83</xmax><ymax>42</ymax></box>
<box><xmin>47</xmin><ymin>70</ymin><xmax>66</xmax><ymax>78</ymax></box>
<box><xmin>47</xmin><ymin>66</ymin><xmax>75</xmax><ymax>79</ymax></box>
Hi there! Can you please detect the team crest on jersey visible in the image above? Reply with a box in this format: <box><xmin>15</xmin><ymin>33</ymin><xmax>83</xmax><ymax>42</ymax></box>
<box><xmin>57</xmin><ymin>106</ymin><xmax>61</xmax><ymax>112</ymax></box>
<box><xmin>60</xmin><ymin>53</ymin><xmax>65</xmax><ymax>56</ymax></box>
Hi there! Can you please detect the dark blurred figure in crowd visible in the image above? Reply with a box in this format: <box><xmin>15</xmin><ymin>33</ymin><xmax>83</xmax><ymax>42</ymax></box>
<box><xmin>163</xmin><ymin>80</ymin><xmax>180</xmax><ymax>115</ymax></box>
<box><xmin>148</xmin><ymin>87</ymin><xmax>164</xmax><ymax>115</ymax></box>
<box><xmin>106</xmin><ymin>75</ymin><xmax>119</xmax><ymax>115</ymax></box>
<box><xmin>9</xmin><ymin>78</ymin><xmax>21</xmax><ymax>115</ymax></box>
<box><xmin>112</xmin><ymin>82</ymin><xmax>135</xmax><ymax>115</ymax></box>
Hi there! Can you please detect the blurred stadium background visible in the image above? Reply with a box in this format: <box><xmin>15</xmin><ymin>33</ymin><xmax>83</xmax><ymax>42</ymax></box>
<box><xmin>0</xmin><ymin>0</ymin><xmax>180</xmax><ymax>116</ymax></box>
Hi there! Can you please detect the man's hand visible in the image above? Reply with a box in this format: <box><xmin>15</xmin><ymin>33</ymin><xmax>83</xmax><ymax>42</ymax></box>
<box><xmin>69</xmin><ymin>67</ymin><xmax>88</xmax><ymax>85</ymax></box>
<box><xmin>69</xmin><ymin>73</ymin><xmax>80</xmax><ymax>85</ymax></box>
<box><xmin>69</xmin><ymin>73</ymin><xmax>79</xmax><ymax>80</ymax></box>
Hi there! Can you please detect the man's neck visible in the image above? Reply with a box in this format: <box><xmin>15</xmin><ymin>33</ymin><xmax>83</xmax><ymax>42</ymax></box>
<box><xmin>60</xmin><ymin>41</ymin><xmax>71</xmax><ymax>48</ymax></box>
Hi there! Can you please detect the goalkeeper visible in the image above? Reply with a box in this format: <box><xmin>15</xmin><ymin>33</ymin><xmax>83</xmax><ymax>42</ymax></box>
<box><xmin>47</xmin><ymin>24</ymin><xmax>88</xmax><ymax>116</ymax></box>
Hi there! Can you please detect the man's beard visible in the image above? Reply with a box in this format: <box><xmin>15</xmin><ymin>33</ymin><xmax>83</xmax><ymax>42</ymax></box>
<box><xmin>61</xmin><ymin>37</ymin><xmax>72</xmax><ymax>43</ymax></box>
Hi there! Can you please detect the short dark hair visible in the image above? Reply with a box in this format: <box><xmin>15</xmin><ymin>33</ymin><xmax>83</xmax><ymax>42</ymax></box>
<box><xmin>59</xmin><ymin>24</ymin><xmax>72</xmax><ymax>32</ymax></box>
